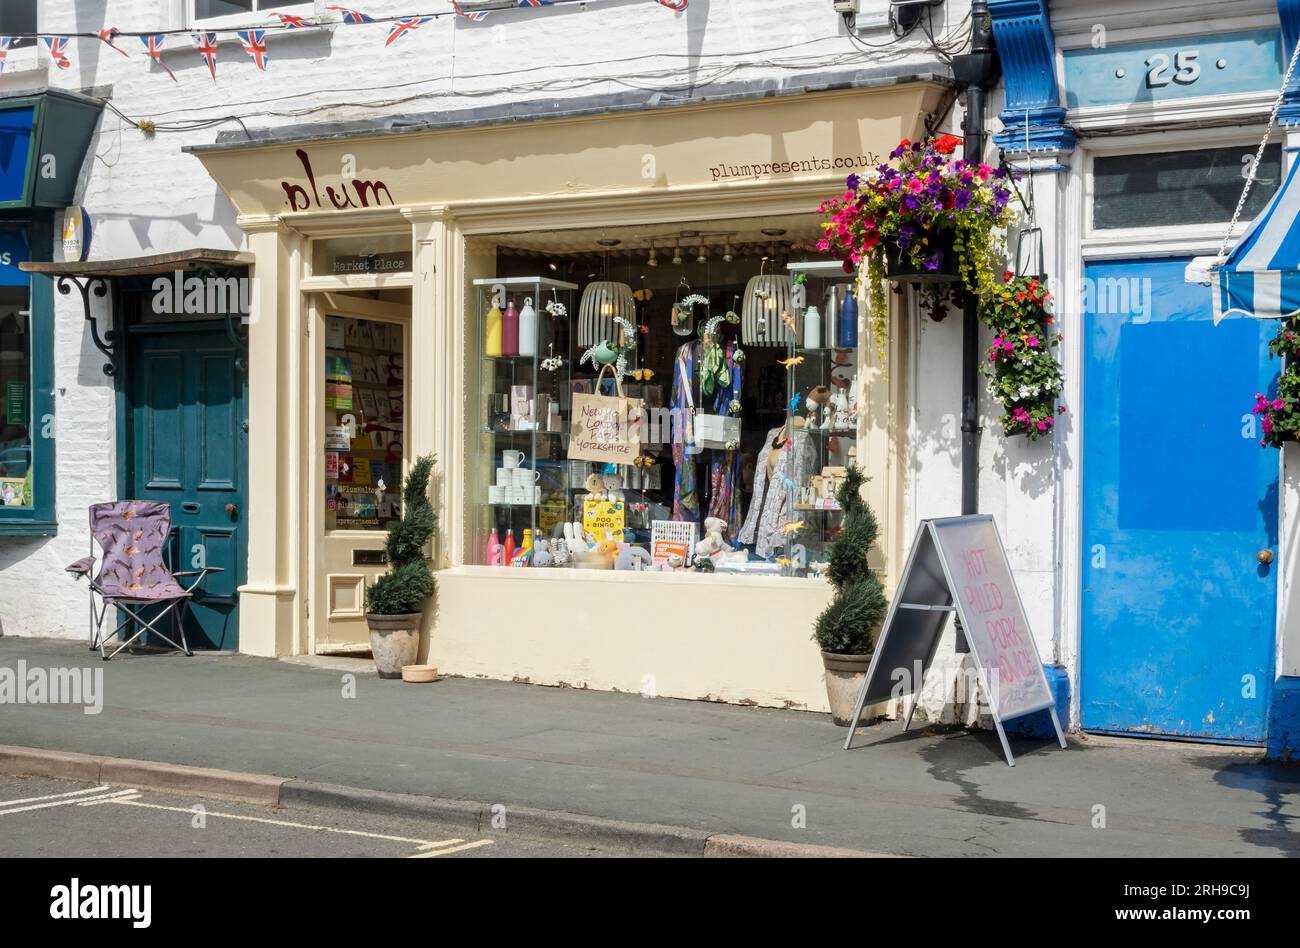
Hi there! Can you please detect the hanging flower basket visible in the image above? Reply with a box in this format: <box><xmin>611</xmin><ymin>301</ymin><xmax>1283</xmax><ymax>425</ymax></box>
<box><xmin>882</xmin><ymin>228</ymin><xmax>960</xmax><ymax>284</ymax></box>
<box><xmin>1253</xmin><ymin>318</ymin><xmax>1300</xmax><ymax>449</ymax></box>
<box><xmin>980</xmin><ymin>273</ymin><xmax>1065</xmax><ymax>441</ymax></box>
<box><xmin>818</xmin><ymin>134</ymin><xmax>1014</xmax><ymax>362</ymax></box>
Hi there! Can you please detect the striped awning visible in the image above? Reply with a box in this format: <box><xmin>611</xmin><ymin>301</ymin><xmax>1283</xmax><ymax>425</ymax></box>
<box><xmin>1213</xmin><ymin>153</ymin><xmax>1300</xmax><ymax>324</ymax></box>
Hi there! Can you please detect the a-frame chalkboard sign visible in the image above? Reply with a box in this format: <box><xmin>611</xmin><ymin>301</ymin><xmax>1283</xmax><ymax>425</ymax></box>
<box><xmin>842</xmin><ymin>515</ymin><xmax>1066</xmax><ymax>766</ymax></box>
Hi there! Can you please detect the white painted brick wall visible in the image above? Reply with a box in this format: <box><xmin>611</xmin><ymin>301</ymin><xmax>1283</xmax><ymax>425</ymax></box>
<box><xmin>0</xmin><ymin>0</ymin><xmax>1005</xmax><ymax>643</ymax></box>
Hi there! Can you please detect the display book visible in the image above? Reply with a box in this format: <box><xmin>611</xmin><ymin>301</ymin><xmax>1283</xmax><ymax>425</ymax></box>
<box><xmin>324</xmin><ymin>315</ymin><xmax>405</xmax><ymax>531</ymax></box>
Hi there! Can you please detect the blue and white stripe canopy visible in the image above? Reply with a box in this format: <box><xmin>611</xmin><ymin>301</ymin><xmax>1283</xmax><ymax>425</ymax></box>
<box><xmin>1213</xmin><ymin>153</ymin><xmax>1300</xmax><ymax>324</ymax></box>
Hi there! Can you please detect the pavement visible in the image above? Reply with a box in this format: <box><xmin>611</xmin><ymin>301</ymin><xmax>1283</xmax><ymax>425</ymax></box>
<box><xmin>1</xmin><ymin>637</ymin><xmax>1298</xmax><ymax>857</ymax></box>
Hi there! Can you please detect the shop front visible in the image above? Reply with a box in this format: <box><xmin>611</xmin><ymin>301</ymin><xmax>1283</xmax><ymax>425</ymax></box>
<box><xmin>191</xmin><ymin>80</ymin><xmax>951</xmax><ymax>711</ymax></box>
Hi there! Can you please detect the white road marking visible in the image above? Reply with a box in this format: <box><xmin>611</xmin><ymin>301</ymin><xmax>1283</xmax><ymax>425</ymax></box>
<box><xmin>0</xmin><ymin>788</ymin><xmax>139</xmax><ymax>817</ymax></box>
<box><xmin>0</xmin><ymin>784</ymin><xmax>115</xmax><ymax>808</ymax></box>
<box><xmin>104</xmin><ymin>798</ymin><xmax>476</xmax><ymax>851</ymax></box>
<box><xmin>406</xmin><ymin>839</ymin><xmax>495</xmax><ymax>858</ymax></box>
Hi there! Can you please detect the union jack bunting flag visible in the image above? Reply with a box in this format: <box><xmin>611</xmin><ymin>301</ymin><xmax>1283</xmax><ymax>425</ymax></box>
<box><xmin>98</xmin><ymin>28</ymin><xmax>130</xmax><ymax>58</ymax></box>
<box><xmin>384</xmin><ymin>16</ymin><xmax>432</xmax><ymax>47</ymax></box>
<box><xmin>44</xmin><ymin>37</ymin><xmax>73</xmax><ymax>70</ymax></box>
<box><xmin>271</xmin><ymin>13</ymin><xmax>311</xmax><ymax>29</ymax></box>
<box><xmin>238</xmin><ymin>30</ymin><xmax>270</xmax><ymax>71</ymax></box>
<box><xmin>141</xmin><ymin>35</ymin><xmax>178</xmax><ymax>82</ymax></box>
<box><xmin>0</xmin><ymin>38</ymin><xmax>11</xmax><ymax>76</ymax></box>
<box><xmin>657</xmin><ymin>0</ymin><xmax>688</xmax><ymax>8</ymax></box>
<box><xmin>193</xmin><ymin>31</ymin><xmax>218</xmax><ymax>80</ymax></box>
<box><xmin>327</xmin><ymin>5</ymin><xmax>373</xmax><ymax>23</ymax></box>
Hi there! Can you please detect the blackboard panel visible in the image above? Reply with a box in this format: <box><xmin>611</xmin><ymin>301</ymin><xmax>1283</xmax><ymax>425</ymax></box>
<box><xmin>863</xmin><ymin>526</ymin><xmax>953</xmax><ymax>705</ymax></box>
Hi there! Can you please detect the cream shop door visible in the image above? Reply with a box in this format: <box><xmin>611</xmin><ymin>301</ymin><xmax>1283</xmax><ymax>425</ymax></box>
<box><xmin>311</xmin><ymin>292</ymin><xmax>410</xmax><ymax>653</ymax></box>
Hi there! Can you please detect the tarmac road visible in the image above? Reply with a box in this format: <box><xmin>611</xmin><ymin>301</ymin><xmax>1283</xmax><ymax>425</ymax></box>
<box><xmin>0</xmin><ymin>774</ymin><xmax>625</xmax><ymax>858</ymax></box>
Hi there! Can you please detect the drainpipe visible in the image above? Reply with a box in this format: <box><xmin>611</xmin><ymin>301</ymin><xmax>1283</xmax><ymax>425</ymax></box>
<box><xmin>951</xmin><ymin>1</ymin><xmax>999</xmax><ymax>516</ymax></box>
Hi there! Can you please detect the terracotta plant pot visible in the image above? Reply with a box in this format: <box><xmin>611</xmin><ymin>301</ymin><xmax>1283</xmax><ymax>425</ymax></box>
<box><xmin>883</xmin><ymin>230</ymin><xmax>959</xmax><ymax>284</ymax></box>
<box><xmin>366</xmin><ymin>613</ymin><xmax>422</xmax><ymax>679</ymax></box>
<box><xmin>820</xmin><ymin>650</ymin><xmax>875</xmax><ymax>727</ymax></box>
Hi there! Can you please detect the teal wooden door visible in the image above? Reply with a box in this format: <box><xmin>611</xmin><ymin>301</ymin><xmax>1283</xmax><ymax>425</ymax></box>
<box><xmin>128</xmin><ymin>328</ymin><xmax>246</xmax><ymax>650</ymax></box>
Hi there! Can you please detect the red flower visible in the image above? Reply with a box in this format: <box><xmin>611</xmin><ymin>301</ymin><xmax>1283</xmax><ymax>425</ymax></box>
<box><xmin>934</xmin><ymin>134</ymin><xmax>962</xmax><ymax>155</ymax></box>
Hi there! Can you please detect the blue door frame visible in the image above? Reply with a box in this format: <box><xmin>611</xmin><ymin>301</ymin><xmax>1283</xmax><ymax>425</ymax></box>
<box><xmin>119</xmin><ymin>320</ymin><xmax>247</xmax><ymax>651</ymax></box>
<box><xmin>1080</xmin><ymin>258</ymin><xmax>1279</xmax><ymax>744</ymax></box>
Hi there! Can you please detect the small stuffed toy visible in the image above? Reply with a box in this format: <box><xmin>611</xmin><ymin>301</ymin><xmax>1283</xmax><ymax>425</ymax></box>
<box><xmin>694</xmin><ymin>516</ymin><xmax>733</xmax><ymax>560</ymax></box>
<box><xmin>532</xmin><ymin>538</ymin><xmax>555</xmax><ymax>568</ymax></box>
<box><xmin>584</xmin><ymin>473</ymin><xmax>606</xmax><ymax>502</ymax></box>
<box><xmin>602</xmin><ymin>472</ymin><xmax>625</xmax><ymax>503</ymax></box>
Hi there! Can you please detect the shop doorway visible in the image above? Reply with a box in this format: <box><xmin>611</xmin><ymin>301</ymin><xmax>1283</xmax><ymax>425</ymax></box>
<box><xmin>1079</xmin><ymin>257</ymin><xmax>1278</xmax><ymax>743</ymax></box>
<box><xmin>125</xmin><ymin>325</ymin><xmax>247</xmax><ymax>650</ymax></box>
<box><xmin>310</xmin><ymin>291</ymin><xmax>409</xmax><ymax>654</ymax></box>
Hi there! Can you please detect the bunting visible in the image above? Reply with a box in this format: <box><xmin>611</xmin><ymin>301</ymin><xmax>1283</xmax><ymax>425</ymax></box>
<box><xmin>385</xmin><ymin>17</ymin><xmax>432</xmax><ymax>46</ymax></box>
<box><xmin>141</xmin><ymin>35</ymin><xmax>178</xmax><ymax>82</ymax></box>
<box><xmin>0</xmin><ymin>4</ymin><xmax>687</xmax><ymax>83</ymax></box>
<box><xmin>327</xmin><ymin>6</ymin><xmax>374</xmax><ymax>24</ymax></box>
<box><xmin>44</xmin><ymin>37</ymin><xmax>72</xmax><ymax>70</ymax></box>
<box><xmin>193</xmin><ymin>31</ymin><xmax>218</xmax><ymax>80</ymax></box>
<box><xmin>271</xmin><ymin>14</ymin><xmax>312</xmax><ymax>30</ymax></box>
<box><xmin>238</xmin><ymin>30</ymin><xmax>270</xmax><ymax>71</ymax></box>
<box><xmin>98</xmin><ymin>28</ymin><xmax>130</xmax><ymax>57</ymax></box>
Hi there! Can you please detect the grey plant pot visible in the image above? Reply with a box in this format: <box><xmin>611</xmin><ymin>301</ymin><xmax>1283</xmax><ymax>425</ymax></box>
<box><xmin>820</xmin><ymin>650</ymin><xmax>875</xmax><ymax>727</ymax></box>
<box><xmin>366</xmin><ymin>613</ymin><xmax>422</xmax><ymax>679</ymax></box>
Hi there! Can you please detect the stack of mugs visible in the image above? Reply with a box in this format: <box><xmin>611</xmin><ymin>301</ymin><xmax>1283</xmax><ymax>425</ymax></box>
<box><xmin>488</xmin><ymin>450</ymin><xmax>541</xmax><ymax>506</ymax></box>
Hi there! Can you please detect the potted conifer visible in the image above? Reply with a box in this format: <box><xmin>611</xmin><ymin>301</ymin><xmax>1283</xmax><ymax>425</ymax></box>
<box><xmin>365</xmin><ymin>454</ymin><xmax>437</xmax><ymax>678</ymax></box>
<box><xmin>813</xmin><ymin>465</ymin><xmax>889</xmax><ymax>725</ymax></box>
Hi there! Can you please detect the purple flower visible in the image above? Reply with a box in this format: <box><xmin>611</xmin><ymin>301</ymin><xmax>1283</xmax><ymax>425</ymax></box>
<box><xmin>846</xmin><ymin>173</ymin><xmax>860</xmax><ymax>191</ymax></box>
<box><xmin>924</xmin><ymin>251</ymin><xmax>944</xmax><ymax>271</ymax></box>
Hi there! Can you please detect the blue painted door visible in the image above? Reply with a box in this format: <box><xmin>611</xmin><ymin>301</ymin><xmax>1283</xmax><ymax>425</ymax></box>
<box><xmin>1081</xmin><ymin>258</ymin><xmax>1278</xmax><ymax>743</ymax></box>
<box><xmin>128</xmin><ymin>328</ymin><xmax>246</xmax><ymax>650</ymax></box>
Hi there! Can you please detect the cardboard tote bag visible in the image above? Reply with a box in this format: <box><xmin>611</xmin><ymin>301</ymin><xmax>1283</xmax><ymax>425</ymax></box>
<box><xmin>568</xmin><ymin>364</ymin><xmax>643</xmax><ymax>464</ymax></box>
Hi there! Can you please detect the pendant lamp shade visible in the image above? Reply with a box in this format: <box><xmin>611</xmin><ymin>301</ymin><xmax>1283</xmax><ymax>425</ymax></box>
<box><xmin>741</xmin><ymin>274</ymin><xmax>795</xmax><ymax>346</ymax></box>
<box><xmin>578</xmin><ymin>281</ymin><xmax>636</xmax><ymax>346</ymax></box>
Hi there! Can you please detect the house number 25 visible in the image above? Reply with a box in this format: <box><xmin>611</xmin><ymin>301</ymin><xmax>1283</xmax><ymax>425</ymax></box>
<box><xmin>1146</xmin><ymin>50</ymin><xmax>1201</xmax><ymax>88</ymax></box>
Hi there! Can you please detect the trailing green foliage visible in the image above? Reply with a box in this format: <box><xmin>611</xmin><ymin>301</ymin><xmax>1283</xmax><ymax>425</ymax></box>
<box><xmin>813</xmin><ymin>465</ymin><xmax>888</xmax><ymax>655</ymax></box>
<box><xmin>365</xmin><ymin>454</ymin><xmax>438</xmax><ymax>616</ymax></box>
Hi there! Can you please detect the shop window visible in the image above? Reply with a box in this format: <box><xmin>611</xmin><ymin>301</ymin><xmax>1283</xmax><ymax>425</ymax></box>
<box><xmin>0</xmin><ymin>1</ymin><xmax>37</xmax><ymax>49</ymax></box>
<box><xmin>194</xmin><ymin>0</ymin><xmax>312</xmax><ymax>19</ymax></box>
<box><xmin>0</xmin><ymin>221</ymin><xmax>51</xmax><ymax>530</ymax></box>
<box><xmin>324</xmin><ymin>315</ymin><xmax>405</xmax><ymax>532</ymax></box>
<box><xmin>466</xmin><ymin>223</ymin><xmax>856</xmax><ymax>579</ymax></box>
<box><xmin>1093</xmin><ymin>144</ymin><xmax>1282</xmax><ymax>230</ymax></box>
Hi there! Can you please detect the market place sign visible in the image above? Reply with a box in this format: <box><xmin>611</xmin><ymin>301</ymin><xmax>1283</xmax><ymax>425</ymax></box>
<box><xmin>843</xmin><ymin>515</ymin><xmax>1066</xmax><ymax>767</ymax></box>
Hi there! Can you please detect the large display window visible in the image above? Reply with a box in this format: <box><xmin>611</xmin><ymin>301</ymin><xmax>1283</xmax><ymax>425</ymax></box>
<box><xmin>466</xmin><ymin>217</ymin><xmax>862</xmax><ymax>579</ymax></box>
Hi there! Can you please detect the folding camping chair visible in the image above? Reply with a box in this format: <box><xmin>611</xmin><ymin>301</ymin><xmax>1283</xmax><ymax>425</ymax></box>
<box><xmin>64</xmin><ymin>501</ymin><xmax>223</xmax><ymax>660</ymax></box>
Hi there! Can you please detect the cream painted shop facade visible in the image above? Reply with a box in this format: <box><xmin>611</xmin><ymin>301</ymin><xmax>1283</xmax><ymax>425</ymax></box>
<box><xmin>1</xmin><ymin>0</ymin><xmax>1297</xmax><ymax>757</ymax></box>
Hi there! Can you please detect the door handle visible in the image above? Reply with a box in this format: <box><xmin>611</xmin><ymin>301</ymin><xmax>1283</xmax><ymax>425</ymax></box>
<box><xmin>1257</xmin><ymin>549</ymin><xmax>1275</xmax><ymax>565</ymax></box>
<box><xmin>226</xmin><ymin>503</ymin><xmax>239</xmax><ymax>518</ymax></box>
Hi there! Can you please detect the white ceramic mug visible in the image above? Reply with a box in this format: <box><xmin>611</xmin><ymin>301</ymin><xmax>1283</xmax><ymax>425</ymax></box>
<box><xmin>512</xmin><ymin>468</ymin><xmax>540</xmax><ymax>488</ymax></box>
<box><xmin>488</xmin><ymin>486</ymin><xmax>505</xmax><ymax>504</ymax></box>
<box><xmin>503</xmin><ymin>450</ymin><xmax>526</xmax><ymax>469</ymax></box>
<box><xmin>496</xmin><ymin>467</ymin><xmax>512</xmax><ymax>487</ymax></box>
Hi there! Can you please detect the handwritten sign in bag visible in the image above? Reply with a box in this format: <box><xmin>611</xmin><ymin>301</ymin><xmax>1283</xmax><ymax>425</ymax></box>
<box><xmin>567</xmin><ymin>364</ymin><xmax>642</xmax><ymax>465</ymax></box>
